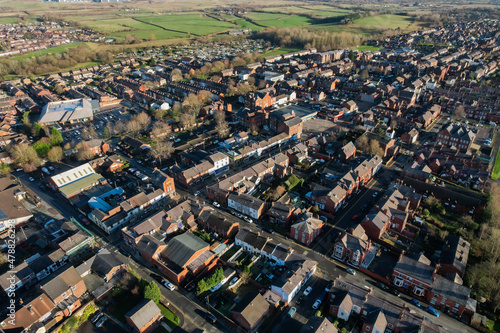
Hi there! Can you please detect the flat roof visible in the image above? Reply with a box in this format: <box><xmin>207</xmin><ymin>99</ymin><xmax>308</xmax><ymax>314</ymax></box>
<box><xmin>59</xmin><ymin>173</ymin><xmax>104</xmax><ymax>198</ymax></box>
<box><xmin>271</xmin><ymin>105</ymin><xmax>318</xmax><ymax>120</ymax></box>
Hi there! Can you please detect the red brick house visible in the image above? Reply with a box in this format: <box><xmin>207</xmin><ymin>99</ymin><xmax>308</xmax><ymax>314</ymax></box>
<box><xmin>245</xmin><ymin>90</ymin><xmax>276</xmax><ymax>110</ymax></box>
<box><xmin>268</xmin><ymin>202</ymin><xmax>297</xmax><ymax>225</ymax></box>
<box><xmin>197</xmin><ymin>209</ymin><xmax>239</xmax><ymax>239</ymax></box>
<box><xmin>40</xmin><ymin>265</ymin><xmax>87</xmax><ymax>317</ymax></box>
<box><xmin>232</xmin><ymin>292</ymin><xmax>270</xmax><ymax>333</ymax></box>
<box><xmin>307</xmin><ymin>183</ymin><xmax>347</xmax><ymax>214</ymax></box>
<box><xmin>278</xmin><ymin>116</ymin><xmax>303</xmax><ymax>139</ymax></box>
<box><xmin>437</xmin><ymin>124</ymin><xmax>476</xmax><ymax>151</ymax></box>
<box><xmin>361</xmin><ymin>309</ymin><xmax>387</xmax><ymax>333</ymax></box>
<box><xmin>125</xmin><ymin>299</ymin><xmax>163</xmax><ymax>333</ymax></box>
<box><xmin>392</xmin><ymin>255</ymin><xmax>436</xmax><ymax>298</ymax></box>
<box><xmin>437</xmin><ymin>235</ymin><xmax>470</xmax><ymax>278</ymax></box>
<box><xmin>289</xmin><ymin>212</ymin><xmax>323</xmax><ymax>246</ymax></box>
<box><xmin>426</xmin><ymin>275</ymin><xmax>475</xmax><ymax>318</ymax></box>
<box><xmin>332</xmin><ymin>226</ymin><xmax>371</xmax><ymax>267</ymax></box>
<box><xmin>0</xmin><ymin>292</ymin><xmax>55</xmax><ymax>332</ymax></box>
<box><xmin>338</xmin><ymin>141</ymin><xmax>356</xmax><ymax>162</ymax></box>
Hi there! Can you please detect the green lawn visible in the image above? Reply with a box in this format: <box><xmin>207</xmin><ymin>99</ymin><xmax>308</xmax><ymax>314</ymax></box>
<box><xmin>0</xmin><ymin>17</ymin><xmax>19</xmax><ymax>24</ymax></box>
<box><xmin>245</xmin><ymin>12</ymin><xmax>289</xmax><ymax>21</ymax></box>
<box><xmin>356</xmin><ymin>45</ymin><xmax>382</xmax><ymax>51</ymax></box>
<box><xmin>491</xmin><ymin>146</ymin><xmax>500</xmax><ymax>179</ymax></box>
<box><xmin>258</xmin><ymin>15</ymin><xmax>314</xmax><ymax>28</ymax></box>
<box><xmin>136</xmin><ymin>13</ymin><xmax>236</xmax><ymax>36</ymax></box>
<box><xmin>158</xmin><ymin>304</ymin><xmax>179</xmax><ymax>329</ymax></box>
<box><xmin>8</xmin><ymin>42</ymin><xmax>89</xmax><ymax>61</ymax></box>
<box><xmin>353</xmin><ymin>14</ymin><xmax>413</xmax><ymax>30</ymax></box>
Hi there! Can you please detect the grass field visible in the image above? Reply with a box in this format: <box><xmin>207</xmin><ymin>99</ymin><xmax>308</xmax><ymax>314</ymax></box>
<box><xmin>491</xmin><ymin>146</ymin><xmax>500</xmax><ymax>180</ymax></box>
<box><xmin>0</xmin><ymin>17</ymin><xmax>19</xmax><ymax>24</ymax></box>
<box><xmin>8</xmin><ymin>42</ymin><xmax>89</xmax><ymax>61</ymax></box>
<box><xmin>261</xmin><ymin>5</ymin><xmax>350</xmax><ymax>17</ymax></box>
<box><xmin>262</xmin><ymin>46</ymin><xmax>302</xmax><ymax>56</ymax></box>
<box><xmin>356</xmin><ymin>45</ymin><xmax>382</xmax><ymax>51</ymax></box>
<box><xmin>353</xmin><ymin>14</ymin><xmax>413</xmax><ymax>30</ymax></box>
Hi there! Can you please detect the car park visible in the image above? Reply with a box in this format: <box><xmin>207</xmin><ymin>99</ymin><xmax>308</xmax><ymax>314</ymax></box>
<box><xmin>303</xmin><ymin>286</ymin><xmax>313</xmax><ymax>296</ymax></box>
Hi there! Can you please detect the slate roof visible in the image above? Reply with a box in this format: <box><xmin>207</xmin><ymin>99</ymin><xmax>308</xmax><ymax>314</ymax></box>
<box><xmin>364</xmin><ymin>309</ymin><xmax>387</xmax><ymax>332</ymax></box>
<box><xmin>232</xmin><ymin>292</ymin><xmax>269</xmax><ymax>328</ymax></box>
<box><xmin>440</xmin><ymin>235</ymin><xmax>470</xmax><ymax>275</ymax></box>
<box><xmin>40</xmin><ymin>265</ymin><xmax>83</xmax><ymax>301</ymax></box>
<box><xmin>394</xmin><ymin>255</ymin><xmax>434</xmax><ymax>284</ymax></box>
<box><xmin>299</xmin><ymin>317</ymin><xmax>338</xmax><ymax>333</ymax></box>
<box><xmin>163</xmin><ymin>232</ymin><xmax>208</xmax><ymax>268</ymax></box>
<box><xmin>125</xmin><ymin>299</ymin><xmax>161</xmax><ymax>330</ymax></box>
<box><xmin>431</xmin><ymin>275</ymin><xmax>473</xmax><ymax>309</ymax></box>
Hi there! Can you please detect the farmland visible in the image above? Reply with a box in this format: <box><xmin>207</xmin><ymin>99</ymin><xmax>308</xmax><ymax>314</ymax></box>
<box><xmin>8</xmin><ymin>42</ymin><xmax>89</xmax><ymax>61</ymax></box>
<box><xmin>352</xmin><ymin>14</ymin><xmax>414</xmax><ymax>30</ymax></box>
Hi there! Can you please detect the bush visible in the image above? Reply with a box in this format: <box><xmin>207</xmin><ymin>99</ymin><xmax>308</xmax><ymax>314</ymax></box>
<box><xmin>60</xmin><ymin>317</ymin><xmax>78</xmax><ymax>333</ymax></box>
<box><xmin>79</xmin><ymin>304</ymin><xmax>96</xmax><ymax>324</ymax></box>
<box><xmin>197</xmin><ymin>267</ymin><xmax>224</xmax><ymax>294</ymax></box>
<box><xmin>144</xmin><ymin>281</ymin><xmax>161</xmax><ymax>304</ymax></box>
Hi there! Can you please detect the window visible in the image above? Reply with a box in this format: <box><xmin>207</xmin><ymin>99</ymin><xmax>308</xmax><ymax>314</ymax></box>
<box><xmin>365</xmin><ymin>326</ymin><xmax>370</xmax><ymax>331</ymax></box>
<box><xmin>394</xmin><ymin>277</ymin><xmax>403</xmax><ymax>287</ymax></box>
<box><xmin>413</xmin><ymin>286</ymin><xmax>424</xmax><ymax>296</ymax></box>
<box><xmin>62</xmin><ymin>292</ymin><xmax>67</xmax><ymax>298</ymax></box>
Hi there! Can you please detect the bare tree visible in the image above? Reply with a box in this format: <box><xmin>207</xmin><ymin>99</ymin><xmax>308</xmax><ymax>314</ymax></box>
<box><xmin>151</xmin><ymin>122</ymin><xmax>170</xmax><ymax>142</ymax></box>
<box><xmin>453</xmin><ymin>105</ymin><xmax>466</xmax><ymax>120</ymax></box>
<box><xmin>149</xmin><ymin>140</ymin><xmax>174</xmax><ymax>165</ymax></box>
<box><xmin>126</xmin><ymin>119</ymin><xmax>141</xmax><ymax>137</ymax></box>
<box><xmin>136</xmin><ymin>112</ymin><xmax>151</xmax><ymax>130</ymax></box>
<box><xmin>77</xmin><ymin>141</ymin><xmax>94</xmax><ymax>161</ymax></box>
<box><xmin>216</xmin><ymin>121</ymin><xmax>230</xmax><ymax>139</ymax></box>
<box><xmin>180</xmin><ymin>113</ymin><xmax>196</xmax><ymax>130</ymax></box>
<box><xmin>369</xmin><ymin>139</ymin><xmax>384</xmax><ymax>158</ymax></box>
<box><xmin>355</xmin><ymin>135</ymin><xmax>369</xmax><ymax>152</ymax></box>
<box><xmin>170</xmin><ymin>68</ymin><xmax>182</xmax><ymax>82</ymax></box>
<box><xmin>9</xmin><ymin>143</ymin><xmax>39</xmax><ymax>166</ymax></box>
<box><xmin>47</xmin><ymin>146</ymin><xmax>63</xmax><ymax>163</ymax></box>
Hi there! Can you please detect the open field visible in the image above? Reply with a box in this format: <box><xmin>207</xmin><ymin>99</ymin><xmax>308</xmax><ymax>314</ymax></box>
<box><xmin>356</xmin><ymin>45</ymin><xmax>382</xmax><ymax>51</ymax></box>
<box><xmin>8</xmin><ymin>42</ymin><xmax>89</xmax><ymax>61</ymax></box>
<box><xmin>136</xmin><ymin>13</ymin><xmax>236</xmax><ymax>36</ymax></box>
<box><xmin>492</xmin><ymin>146</ymin><xmax>500</xmax><ymax>180</ymax></box>
<box><xmin>261</xmin><ymin>46</ymin><xmax>302</xmax><ymax>56</ymax></box>
<box><xmin>260</xmin><ymin>5</ymin><xmax>350</xmax><ymax>17</ymax></box>
<box><xmin>352</xmin><ymin>14</ymin><xmax>414</xmax><ymax>30</ymax></box>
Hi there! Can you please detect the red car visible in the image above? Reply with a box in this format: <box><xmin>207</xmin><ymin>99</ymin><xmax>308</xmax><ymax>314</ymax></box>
<box><xmin>352</xmin><ymin>215</ymin><xmax>359</xmax><ymax>221</ymax></box>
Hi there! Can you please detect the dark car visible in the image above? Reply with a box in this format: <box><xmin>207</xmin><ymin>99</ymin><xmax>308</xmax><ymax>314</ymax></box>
<box><xmin>377</xmin><ymin>282</ymin><xmax>388</xmax><ymax>291</ymax></box>
<box><xmin>360</xmin><ymin>203</ymin><xmax>368</xmax><ymax>211</ymax></box>
<box><xmin>91</xmin><ymin>311</ymin><xmax>103</xmax><ymax>324</ymax></box>
<box><xmin>390</xmin><ymin>288</ymin><xmax>401</xmax><ymax>297</ymax></box>
<box><xmin>151</xmin><ymin>273</ymin><xmax>164</xmax><ymax>283</ymax></box>
<box><xmin>203</xmin><ymin>312</ymin><xmax>217</xmax><ymax>324</ymax></box>
<box><xmin>296</xmin><ymin>296</ymin><xmax>304</xmax><ymax>305</ymax></box>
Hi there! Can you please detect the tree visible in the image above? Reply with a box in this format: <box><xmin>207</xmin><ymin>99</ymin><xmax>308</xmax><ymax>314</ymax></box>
<box><xmin>126</xmin><ymin>119</ymin><xmax>141</xmax><ymax>136</ymax></box>
<box><xmin>360</xmin><ymin>69</ymin><xmax>369</xmax><ymax>80</ymax></box>
<box><xmin>86</xmin><ymin>126</ymin><xmax>98</xmax><ymax>140</ymax></box>
<box><xmin>136</xmin><ymin>112</ymin><xmax>151</xmax><ymax>130</ymax></box>
<box><xmin>0</xmin><ymin>163</ymin><xmax>10</xmax><ymax>175</ymax></box>
<box><xmin>102</xmin><ymin>127</ymin><xmax>110</xmax><ymax>139</ymax></box>
<box><xmin>369</xmin><ymin>139</ymin><xmax>384</xmax><ymax>158</ymax></box>
<box><xmin>148</xmin><ymin>57</ymin><xmax>156</xmax><ymax>67</ymax></box>
<box><xmin>33</xmin><ymin>139</ymin><xmax>52</xmax><ymax>157</ymax></box>
<box><xmin>33</xmin><ymin>123</ymin><xmax>44</xmax><ymax>137</ymax></box>
<box><xmin>143</xmin><ymin>281</ymin><xmax>161</xmax><ymax>304</ymax></box>
<box><xmin>151</xmin><ymin>122</ymin><xmax>169</xmax><ymax>142</ymax></box>
<box><xmin>149</xmin><ymin>140</ymin><xmax>174</xmax><ymax>165</ymax></box>
<box><xmin>180</xmin><ymin>113</ymin><xmax>196</xmax><ymax>130</ymax></box>
<box><xmin>47</xmin><ymin>146</ymin><xmax>63</xmax><ymax>163</ymax></box>
<box><xmin>215</xmin><ymin>121</ymin><xmax>230</xmax><ymax>138</ymax></box>
<box><xmin>170</xmin><ymin>68</ymin><xmax>182</xmax><ymax>82</ymax></box>
<box><xmin>77</xmin><ymin>141</ymin><xmax>94</xmax><ymax>161</ymax></box>
<box><xmin>49</xmin><ymin>127</ymin><xmax>63</xmax><ymax>145</ymax></box>
<box><xmin>349</xmin><ymin>50</ymin><xmax>355</xmax><ymax>61</ymax></box>
<box><xmin>355</xmin><ymin>135</ymin><xmax>369</xmax><ymax>152</ymax></box>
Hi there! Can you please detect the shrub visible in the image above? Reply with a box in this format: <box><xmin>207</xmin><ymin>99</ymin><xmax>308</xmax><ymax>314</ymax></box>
<box><xmin>79</xmin><ymin>304</ymin><xmax>96</xmax><ymax>324</ymax></box>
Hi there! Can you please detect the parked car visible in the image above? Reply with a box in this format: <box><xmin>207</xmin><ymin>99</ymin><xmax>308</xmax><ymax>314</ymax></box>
<box><xmin>287</xmin><ymin>307</ymin><xmax>297</xmax><ymax>317</ymax></box>
<box><xmin>29</xmin><ymin>177</ymin><xmax>35</xmax><ymax>182</ymax></box>
<box><xmin>410</xmin><ymin>299</ymin><xmax>421</xmax><ymax>307</ymax></box>
<box><xmin>243</xmin><ymin>216</ymin><xmax>253</xmax><ymax>223</ymax></box>
<box><xmin>390</xmin><ymin>288</ymin><xmax>401</xmax><ymax>297</ymax></box>
<box><xmin>151</xmin><ymin>274</ymin><xmax>163</xmax><ymax>283</ymax></box>
<box><xmin>229</xmin><ymin>277</ymin><xmax>240</xmax><ymax>287</ymax></box>
<box><xmin>96</xmin><ymin>315</ymin><xmax>107</xmax><ymax>327</ymax></box>
<box><xmin>426</xmin><ymin>306</ymin><xmax>440</xmax><ymax>317</ymax></box>
<box><xmin>91</xmin><ymin>311</ymin><xmax>103</xmax><ymax>324</ymax></box>
<box><xmin>346</xmin><ymin>268</ymin><xmax>356</xmax><ymax>275</ymax></box>
<box><xmin>312</xmin><ymin>299</ymin><xmax>322</xmax><ymax>310</ymax></box>
<box><xmin>325</xmin><ymin>281</ymin><xmax>334</xmax><ymax>292</ymax></box>
<box><xmin>213</xmin><ymin>201</ymin><xmax>221</xmax><ymax>208</ymax></box>
<box><xmin>203</xmin><ymin>312</ymin><xmax>217</xmax><ymax>324</ymax></box>
<box><xmin>372</xmin><ymin>192</ymin><xmax>379</xmax><ymax>198</ymax></box>
<box><xmin>361</xmin><ymin>203</ymin><xmax>368</xmax><ymax>211</ymax></box>
<box><xmin>303</xmin><ymin>286</ymin><xmax>313</xmax><ymax>296</ymax></box>
<box><xmin>296</xmin><ymin>296</ymin><xmax>304</xmax><ymax>305</ymax></box>
<box><xmin>377</xmin><ymin>282</ymin><xmax>388</xmax><ymax>291</ymax></box>
<box><xmin>194</xmin><ymin>190</ymin><xmax>201</xmax><ymax>196</ymax></box>
<box><xmin>164</xmin><ymin>281</ymin><xmax>175</xmax><ymax>291</ymax></box>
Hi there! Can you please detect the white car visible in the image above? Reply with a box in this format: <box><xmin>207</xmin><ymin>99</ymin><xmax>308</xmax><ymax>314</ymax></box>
<box><xmin>213</xmin><ymin>201</ymin><xmax>220</xmax><ymax>208</ymax></box>
<box><xmin>194</xmin><ymin>191</ymin><xmax>201</xmax><ymax>196</ymax></box>
<box><xmin>303</xmin><ymin>286</ymin><xmax>313</xmax><ymax>296</ymax></box>
<box><xmin>312</xmin><ymin>299</ymin><xmax>322</xmax><ymax>310</ymax></box>
<box><xmin>346</xmin><ymin>268</ymin><xmax>356</xmax><ymax>275</ymax></box>
<box><xmin>29</xmin><ymin>177</ymin><xmax>35</xmax><ymax>182</ymax></box>
<box><xmin>164</xmin><ymin>281</ymin><xmax>175</xmax><ymax>291</ymax></box>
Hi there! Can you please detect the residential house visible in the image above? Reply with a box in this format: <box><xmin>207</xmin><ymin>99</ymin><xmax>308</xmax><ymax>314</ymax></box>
<box><xmin>289</xmin><ymin>212</ymin><xmax>323</xmax><ymax>246</ymax></box>
<box><xmin>125</xmin><ymin>299</ymin><xmax>163</xmax><ymax>333</ymax></box>
<box><xmin>0</xmin><ymin>292</ymin><xmax>55</xmax><ymax>332</ymax></box>
<box><xmin>39</xmin><ymin>265</ymin><xmax>87</xmax><ymax>316</ymax></box>
<box><xmin>333</xmin><ymin>225</ymin><xmax>372</xmax><ymax>267</ymax></box>
<box><xmin>76</xmin><ymin>249</ymin><xmax>124</xmax><ymax>283</ymax></box>
<box><xmin>228</xmin><ymin>193</ymin><xmax>267</xmax><ymax>220</ymax></box>
<box><xmin>235</xmin><ymin>228</ymin><xmax>269</xmax><ymax>256</ymax></box>
<box><xmin>427</xmin><ymin>275</ymin><xmax>476</xmax><ymax>318</ymax></box>
<box><xmin>437</xmin><ymin>124</ymin><xmax>476</xmax><ymax>151</ymax></box>
<box><xmin>338</xmin><ymin>141</ymin><xmax>356</xmax><ymax>162</ymax></box>
<box><xmin>271</xmin><ymin>254</ymin><xmax>317</xmax><ymax>304</ymax></box>
<box><xmin>300</xmin><ymin>317</ymin><xmax>338</xmax><ymax>333</ymax></box>
<box><xmin>361</xmin><ymin>309</ymin><xmax>387</xmax><ymax>333</ymax></box>
<box><xmin>329</xmin><ymin>291</ymin><xmax>353</xmax><ymax>321</ymax></box>
<box><xmin>268</xmin><ymin>202</ymin><xmax>297</xmax><ymax>225</ymax></box>
<box><xmin>232</xmin><ymin>292</ymin><xmax>270</xmax><ymax>333</ymax></box>
<box><xmin>197</xmin><ymin>208</ymin><xmax>239</xmax><ymax>239</ymax></box>
<box><xmin>392</xmin><ymin>255</ymin><xmax>436</xmax><ymax>298</ymax></box>
<box><xmin>438</xmin><ymin>235</ymin><xmax>470</xmax><ymax>278</ymax></box>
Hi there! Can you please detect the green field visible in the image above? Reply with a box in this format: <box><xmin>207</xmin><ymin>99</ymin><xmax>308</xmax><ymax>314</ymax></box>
<box><xmin>491</xmin><ymin>146</ymin><xmax>500</xmax><ymax>180</ymax></box>
<box><xmin>262</xmin><ymin>47</ymin><xmax>302</xmax><ymax>57</ymax></box>
<box><xmin>261</xmin><ymin>5</ymin><xmax>350</xmax><ymax>17</ymax></box>
<box><xmin>0</xmin><ymin>17</ymin><xmax>19</xmax><ymax>24</ymax></box>
<box><xmin>136</xmin><ymin>13</ymin><xmax>236</xmax><ymax>36</ymax></box>
<box><xmin>353</xmin><ymin>14</ymin><xmax>413</xmax><ymax>29</ymax></box>
<box><xmin>356</xmin><ymin>45</ymin><xmax>382</xmax><ymax>51</ymax></box>
<box><xmin>8</xmin><ymin>42</ymin><xmax>89</xmax><ymax>61</ymax></box>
